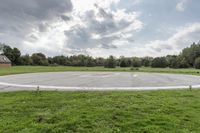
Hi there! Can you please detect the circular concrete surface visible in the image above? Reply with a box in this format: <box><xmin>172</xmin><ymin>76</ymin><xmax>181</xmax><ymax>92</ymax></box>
<box><xmin>0</xmin><ymin>72</ymin><xmax>200</xmax><ymax>91</ymax></box>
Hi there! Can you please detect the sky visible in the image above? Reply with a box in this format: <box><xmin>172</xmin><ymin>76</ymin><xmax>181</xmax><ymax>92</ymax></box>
<box><xmin>0</xmin><ymin>0</ymin><xmax>200</xmax><ymax>57</ymax></box>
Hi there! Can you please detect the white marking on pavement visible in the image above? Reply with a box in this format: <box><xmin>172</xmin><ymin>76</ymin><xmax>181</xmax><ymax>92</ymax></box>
<box><xmin>133</xmin><ymin>74</ymin><xmax>137</xmax><ymax>77</ymax></box>
<box><xmin>0</xmin><ymin>82</ymin><xmax>199</xmax><ymax>91</ymax></box>
<box><xmin>79</xmin><ymin>73</ymin><xmax>119</xmax><ymax>78</ymax></box>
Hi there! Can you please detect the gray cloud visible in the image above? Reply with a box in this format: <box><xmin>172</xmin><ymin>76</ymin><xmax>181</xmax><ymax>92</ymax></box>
<box><xmin>64</xmin><ymin>4</ymin><xmax>141</xmax><ymax>51</ymax></box>
<box><xmin>0</xmin><ymin>0</ymin><xmax>73</xmax><ymax>47</ymax></box>
<box><xmin>0</xmin><ymin>0</ymin><xmax>143</xmax><ymax>57</ymax></box>
<box><xmin>61</xmin><ymin>15</ymin><xmax>71</xmax><ymax>21</ymax></box>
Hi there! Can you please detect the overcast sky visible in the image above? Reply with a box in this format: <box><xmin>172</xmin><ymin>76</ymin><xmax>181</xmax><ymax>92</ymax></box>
<box><xmin>0</xmin><ymin>0</ymin><xmax>200</xmax><ymax>57</ymax></box>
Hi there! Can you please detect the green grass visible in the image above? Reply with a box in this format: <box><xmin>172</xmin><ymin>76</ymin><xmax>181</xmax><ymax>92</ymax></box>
<box><xmin>0</xmin><ymin>90</ymin><xmax>200</xmax><ymax>132</ymax></box>
<box><xmin>0</xmin><ymin>66</ymin><xmax>200</xmax><ymax>76</ymax></box>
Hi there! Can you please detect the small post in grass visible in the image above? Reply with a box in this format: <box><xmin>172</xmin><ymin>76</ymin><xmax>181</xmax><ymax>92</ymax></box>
<box><xmin>37</xmin><ymin>86</ymin><xmax>40</xmax><ymax>94</ymax></box>
<box><xmin>189</xmin><ymin>85</ymin><xmax>192</xmax><ymax>91</ymax></box>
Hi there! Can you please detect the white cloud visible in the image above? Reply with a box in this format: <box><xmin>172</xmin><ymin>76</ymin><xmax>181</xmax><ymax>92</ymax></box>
<box><xmin>176</xmin><ymin>0</ymin><xmax>189</xmax><ymax>12</ymax></box>
<box><xmin>144</xmin><ymin>23</ymin><xmax>200</xmax><ymax>57</ymax></box>
<box><xmin>63</xmin><ymin>5</ymin><xmax>143</xmax><ymax>54</ymax></box>
<box><xmin>0</xmin><ymin>0</ymin><xmax>198</xmax><ymax>58</ymax></box>
<box><xmin>0</xmin><ymin>0</ymin><xmax>144</xmax><ymax>56</ymax></box>
<box><xmin>72</xmin><ymin>0</ymin><xmax>120</xmax><ymax>13</ymax></box>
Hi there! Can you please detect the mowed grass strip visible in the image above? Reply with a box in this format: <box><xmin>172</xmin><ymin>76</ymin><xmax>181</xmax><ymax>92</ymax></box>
<box><xmin>0</xmin><ymin>90</ymin><xmax>200</xmax><ymax>133</ymax></box>
<box><xmin>0</xmin><ymin>66</ymin><xmax>200</xmax><ymax>76</ymax></box>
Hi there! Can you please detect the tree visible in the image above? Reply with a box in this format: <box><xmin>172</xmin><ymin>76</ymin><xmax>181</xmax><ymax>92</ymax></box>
<box><xmin>132</xmin><ymin>57</ymin><xmax>142</xmax><ymax>67</ymax></box>
<box><xmin>119</xmin><ymin>57</ymin><xmax>129</xmax><ymax>67</ymax></box>
<box><xmin>194</xmin><ymin>57</ymin><xmax>200</xmax><ymax>69</ymax></box>
<box><xmin>104</xmin><ymin>56</ymin><xmax>116</xmax><ymax>68</ymax></box>
<box><xmin>85</xmin><ymin>57</ymin><xmax>95</xmax><ymax>67</ymax></box>
<box><xmin>0</xmin><ymin>43</ymin><xmax>4</xmax><ymax>53</ymax></box>
<box><xmin>2</xmin><ymin>45</ymin><xmax>13</xmax><ymax>62</ymax></box>
<box><xmin>20</xmin><ymin>54</ymin><xmax>33</xmax><ymax>65</ymax></box>
<box><xmin>47</xmin><ymin>57</ymin><xmax>54</xmax><ymax>65</ymax></box>
<box><xmin>177</xmin><ymin>56</ymin><xmax>190</xmax><ymax>68</ymax></box>
<box><xmin>181</xmin><ymin>42</ymin><xmax>200</xmax><ymax>67</ymax></box>
<box><xmin>141</xmin><ymin>57</ymin><xmax>153</xmax><ymax>67</ymax></box>
<box><xmin>120</xmin><ymin>59</ymin><xmax>127</xmax><ymax>67</ymax></box>
<box><xmin>31</xmin><ymin>53</ymin><xmax>48</xmax><ymax>66</ymax></box>
<box><xmin>1</xmin><ymin>45</ymin><xmax>21</xmax><ymax>65</ymax></box>
<box><xmin>12</xmin><ymin>48</ymin><xmax>21</xmax><ymax>65</ymax></box>
<box><xmin>151</xmin><ymin>57</ymin><xmax>168</xmax><ymax>68</ymax></box>
<box><xmin>53</xmin><ymin>56</ymin><xmax>68</xmax><ymax>66</ymax></box>
<box><xmin>166</xmin><ymin>55</ymin><xmax>178</xmax><ymax>68</ymax></box>
<box><xmin>95</xmin><ymin>57</ymin><xmax>105</xmax><ymax>66</ymax></box>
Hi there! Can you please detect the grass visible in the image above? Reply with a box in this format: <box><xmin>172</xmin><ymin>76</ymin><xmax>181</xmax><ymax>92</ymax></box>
<box><xmin>0</xmin><ymin>66</ymin><xmax>200</xmax><ymax>76</ymax></box>
<box><xmin>0</xmin><ymin>90</ymin><xmax>200</xmax><ymax>132</ymax></box>
<box><xmin>1</xmin><ymin>66</ymin><xmax>200</xmax><ymax>132</ymax></box>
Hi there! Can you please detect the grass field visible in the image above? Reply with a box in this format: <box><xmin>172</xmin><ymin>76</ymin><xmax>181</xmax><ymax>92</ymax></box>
<box><xmin>0</xmin><ymin>90</ymin><xmax>200</xmax><ymax>132</ymax></box>
<box><xmin>0</xmin><ymin>66</ymin><xmax>200</xmax><ymax>76</ymax></box>
<box><xmin>1</xmin><ymin>66</ymin><xmax>200</xmax><ymax>132</ymax></box>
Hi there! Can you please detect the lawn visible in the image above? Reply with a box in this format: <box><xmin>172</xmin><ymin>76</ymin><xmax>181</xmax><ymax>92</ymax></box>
<box><xmin>0</xmin><ymin>90</ymin><xmax>200</xmax><ymax>132</ymax></box>
<box><xmin>0</xmin><ymin>66</ymin><xmax>200</xmax><ymax>76</ymax></box>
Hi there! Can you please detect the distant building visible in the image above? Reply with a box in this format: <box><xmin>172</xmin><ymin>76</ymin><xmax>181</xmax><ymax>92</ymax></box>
<box><xmin>0</xmin><ymin>55</ymin><xmax>11</xmax><ymax>68</ymax></box>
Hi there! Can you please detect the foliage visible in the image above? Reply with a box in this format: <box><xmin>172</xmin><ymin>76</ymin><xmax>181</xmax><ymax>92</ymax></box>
<box><xmin>141</xmin><ymin>57</ymin><xmax>153</xmax><ymax>67</ymax></box>
<box><xmin>31</xmin><ymin>53</ymin><xmax>49</xmax><ymax>66</ymax></box>
<box><xmin>1</xmin><ymin>41</ymin><xmax>200</xmax><ymax>68</ymax></box>
<box><xmin>119</xmin><ymin>57</ymin><xmax>129</xmax><ymax>67</ymax></box>
<box><xmin>194</xmin><ymin>57</ymin><xmax>200</xmax><ymax>69</ymax></box>
<box><xmin>104</xmin><ymin>55</ymin><xmax>116</xmax><ymax>68</ymax></box>
<box><xmin>0</xmin><ymin>44</ymin><xmax>21</xmax><ymax>65</ymax></box>
<box><xmin>177</xmin><ymin>56</ymin><xmax>190</xmax><ymax>68</ymax></box>
<box><xmin>20</xmin><ymin>54</ymin><xmax>33</xmax><ymax>65</ymax></box>
<box><xmin>181</xmin><ymin>42</ymin><xmax>200</xmax><ymax>67</ymax></box>
<box><xmin>151</xmin><ymin>57</ymin><xmax>168</xmax><ymax>68</ymax></box>
<box><xmin>132</xmin><ymin>57</ymin><xmax>142</xmax><ymax>67</ymax></box>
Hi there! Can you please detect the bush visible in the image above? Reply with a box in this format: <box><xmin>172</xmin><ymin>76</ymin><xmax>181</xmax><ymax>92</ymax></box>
<box><xmin>194</xmin><ymin>57</ymin><xmax>200</xmax><ymax>69</ymax></box>
<box><xmin>130</xmin><ymin>67</ymin><xmax>139</xmax><ymax>71</ymax></box>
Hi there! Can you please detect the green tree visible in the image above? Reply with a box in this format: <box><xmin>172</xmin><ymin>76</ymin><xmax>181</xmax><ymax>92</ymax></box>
<box><xmin>120</xmin><ymin>57</ymin><xmax>129</xmax><ymax>67</ymax></box>
<box><xmin>12</xmin><ymin>48</ymin><xmax>21</xmax><ymax>65</ymax></box>
<box><xmin>181</xmin><ymin>42</ymin><xmax>200</xmax><ymax>67</ymax></box>
<box><xmin>104</xmin><ymin>56</ymin><xmax>116</xmax><ymax>68</ymax></box>
<box><xmin>1</xmin><ymin>45</ymin><xmax>21</xmax><ymax>65</ymax></box>
<box><xmin>20</xmin><ymin>54</ymin><xmax>33</xmax><ymax>65</ymax></box>
<box><xmin>31</xmin><ymin>53</ymin><xmax>48</xmax><ymax>66</ymax></box>
<box><xmin>2</xmin><ymin>45</ymin><xmax>13</xmax><ymax>62</ymax></box>
<box><xmin>141</xmin><ymin>57</ymin><xmax>153</xmax><ymax>67</ymax></box>
<box><xmin>166</xmin><ymin>55</ymin><xmax>178</xmax><ymax>68</ymax></box>
<box><xmin>177</xmin><ymin>56</ymin><xmax>190</xmax><ymax>68</ymax></box>
<box><xmin>95</xmin><ymin>57</ymin><xmax>105</xmax><ymax>66</ymax></box>
<box><xmin>132</xmin><ymin>57</ymin><xmax>142</xmax><ymax>67</ymax></box>
<box><xmin>151</xmin><ymin>57</ymin><xmax>168</xmax><ymax>68</ymax></box>
<box><xmin>53</xmin><ymin>56</ymin><xmax>68</xmax><ymax>66</ymax></box>
<box><xmin>85</xmin><ymin>57</ymin><xmax>95</xmax><ymax>67</ymax></box>
<box><xmin>194</xmin><ymin>57</ymin><xmax>200</xmax><ymax>69</ymax></box>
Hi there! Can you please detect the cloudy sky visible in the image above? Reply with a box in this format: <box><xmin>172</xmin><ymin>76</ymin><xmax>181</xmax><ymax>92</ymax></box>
<box><xmin>0</xmin><ymin>0</ymin><xmax>200</xmax><ymax>57</ymax></box>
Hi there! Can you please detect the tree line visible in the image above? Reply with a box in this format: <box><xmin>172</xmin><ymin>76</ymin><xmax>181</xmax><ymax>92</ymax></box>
<box><xmin>1</xmin><ymin>42</ymin><xmax>200</xmax><ymax>69</ymax></box>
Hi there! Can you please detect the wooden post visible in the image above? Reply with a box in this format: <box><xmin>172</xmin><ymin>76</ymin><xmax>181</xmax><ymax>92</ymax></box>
<box><xmin>189</xmin><ymin>85</ymin><xmax>192</xmax><ymax>91</ymax></box>
<box><xmin>37</xmin><ymin>86</ymin><xmax>40</xmax><ymax>93</ymax></box>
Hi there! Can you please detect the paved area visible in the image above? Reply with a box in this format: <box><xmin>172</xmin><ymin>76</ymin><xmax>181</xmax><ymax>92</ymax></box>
<box><xmin>0</xmin><ymin>72</ymin><xmax>200</xmax><ymax>91</ymax></box>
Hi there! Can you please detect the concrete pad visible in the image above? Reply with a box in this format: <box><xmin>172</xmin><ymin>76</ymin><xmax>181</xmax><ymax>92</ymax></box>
<box><xmin>0</xmin><ymin>72</ymin><xmax>200</xmax><ymax>91</ymax></box>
